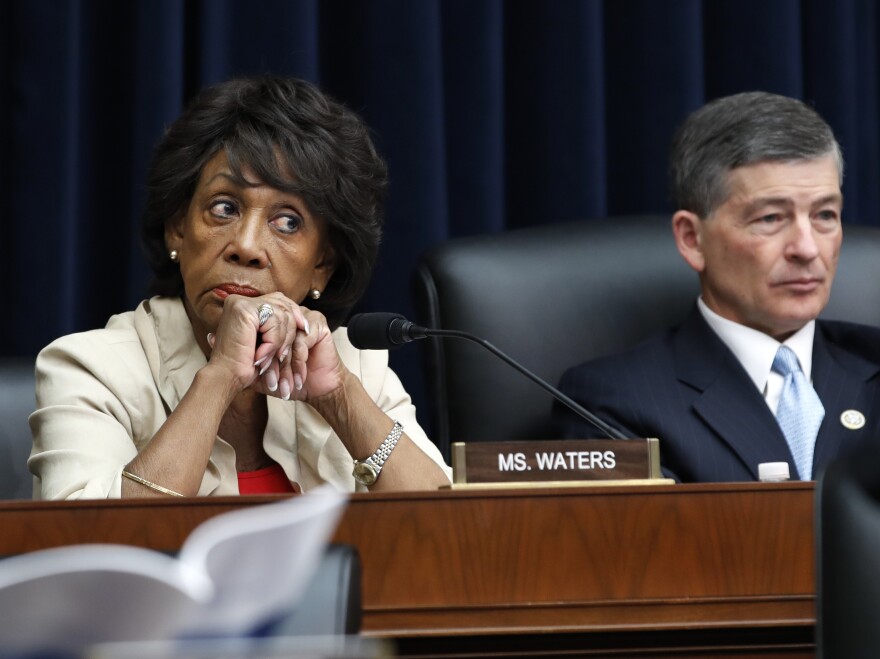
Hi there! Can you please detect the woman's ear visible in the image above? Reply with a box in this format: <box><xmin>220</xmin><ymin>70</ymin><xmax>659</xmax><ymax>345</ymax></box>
<box><xmin>164</xmin><ymin>214</ymin><xmax>185</xmax><ymax>255</ymax></box>
<box><xmin>312</xmin><ymin>244</ymin><xmax>337</xmax><ymax>292</ymax></box>
<box><xmin>671</xmin><ymin>210</ymin><xmax>706</xmax><ymax>273</ymax></box>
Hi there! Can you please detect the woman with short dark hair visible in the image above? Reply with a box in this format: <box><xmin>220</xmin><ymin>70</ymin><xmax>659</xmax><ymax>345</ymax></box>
<box><xmin>30</xmin><ymin>76</ymin><xmax>451</xmax><ymax>499</ymax></box>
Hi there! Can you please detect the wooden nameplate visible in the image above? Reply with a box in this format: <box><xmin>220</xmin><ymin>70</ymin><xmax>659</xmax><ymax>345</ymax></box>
<box><xmin>450</xmin><ymin>438</ymin><xmax>672</xmax><ymax>488</ymax></box>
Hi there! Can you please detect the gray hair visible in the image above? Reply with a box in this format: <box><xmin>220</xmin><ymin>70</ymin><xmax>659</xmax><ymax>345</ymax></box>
<box><xmin>669</xmin><ymin>91</ymin><xmax>843</xmax><ymax>217</ymax></box>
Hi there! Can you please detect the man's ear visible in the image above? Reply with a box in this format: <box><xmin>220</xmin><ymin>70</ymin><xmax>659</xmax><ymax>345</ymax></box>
<box><xmin>672</xmin><ymin>210</ymin><xmax>706</xmax><ymax>273</ymax></box>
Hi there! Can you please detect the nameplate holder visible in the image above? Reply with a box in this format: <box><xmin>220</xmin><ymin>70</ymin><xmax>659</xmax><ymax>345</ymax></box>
<box><xmin>451</xmin><ymin>438</ymin><xmax>665</xmax><ymax>486</ymax></box>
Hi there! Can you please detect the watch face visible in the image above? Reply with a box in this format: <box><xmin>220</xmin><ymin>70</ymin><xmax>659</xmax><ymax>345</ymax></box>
<box><xmin>353</xmin><ymin>461</ymin><xmax>379</xmax><ymax>486</ymax></box>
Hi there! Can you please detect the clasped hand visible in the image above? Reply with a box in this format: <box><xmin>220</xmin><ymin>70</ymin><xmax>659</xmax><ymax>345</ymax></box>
<box><xmin>205</xmin><ymin>293</ymin><xmax>343</xmax><ymax>401</ymax></box>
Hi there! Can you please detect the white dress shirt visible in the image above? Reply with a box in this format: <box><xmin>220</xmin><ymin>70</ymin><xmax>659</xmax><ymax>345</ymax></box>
<box><xmin>697</xmin><ymin>297</ymin><xmax>816</xmax><ymax>416</ymax></box>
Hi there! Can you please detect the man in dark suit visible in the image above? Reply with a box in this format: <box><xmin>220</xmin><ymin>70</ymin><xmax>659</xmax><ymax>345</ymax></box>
<box><xmin>556</xmin><ymin>91</ymin><xmax>880</xmax><ymax>483</ymax></box>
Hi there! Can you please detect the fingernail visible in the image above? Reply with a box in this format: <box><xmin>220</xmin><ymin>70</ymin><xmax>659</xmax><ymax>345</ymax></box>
<box><xmin>254</xmin><ymin>355</ymin><xmax>268</xmax><ymax>368</ymax></box>
<box><xmin>294</xmin><ymin>374</ymin><xmax>303</xmax><ymax>391</ymax></box>
<box><xmin>266</xmin><ymin>370</ymin><xmax>278</xmax><ymax>392</ymax></box>
<box><xmin>280</xmin><ymin>349</ymin><xmax>289</xmax><ymax>363</ymax></box>
<box><xmin>304</xmin><ymin>319</ymin><xmax>310</xmax><ymax>336</ymax></box>
<box><xmin>206</xmin><ymin>333</ymin><xmax>214</xmax><ymax>347</ymax></box>
<box><xmin>259</xmin><ymin>360</ymin><xmax>271</xmax><ymax>376</ymax></box>
<box><xmin>280</xmin><ymin>379</ymin><xmax>291</xmax><ymax>401</ymax></box>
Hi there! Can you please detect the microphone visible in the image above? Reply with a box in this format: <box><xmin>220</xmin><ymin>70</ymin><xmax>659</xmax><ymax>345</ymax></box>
<box><xmin>346</xmin><ymin>312</ymin><xmax>428</xmax><ymax>347</ymax></box>
<box><xmin>347</xmin><ymin>312</ymin><xmax>628</xmax><ymax>441</ymax></box>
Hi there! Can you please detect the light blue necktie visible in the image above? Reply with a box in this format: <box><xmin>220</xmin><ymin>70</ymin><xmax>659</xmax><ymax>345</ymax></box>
<box><xmin>771</xmin><ymin>345</ymin><xmax>824</xmax><ymax>480</ymax></box>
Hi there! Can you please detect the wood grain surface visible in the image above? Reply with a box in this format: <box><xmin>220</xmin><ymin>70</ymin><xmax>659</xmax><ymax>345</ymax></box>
<box><xmin>0</xmin><ymin>482</ymin><xmax>816</xmax><ymax>656</ymax></box>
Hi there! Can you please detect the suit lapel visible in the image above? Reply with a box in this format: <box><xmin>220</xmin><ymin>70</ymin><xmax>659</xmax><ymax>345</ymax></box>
<box><xmin>673</xmin><ymin>308</ymin><xmax>794</xmax><ymax>480</ymax></box>
<box><xmin>811</xmin><ymin>323</ymin><xmax>880</xmax><ymax>471</ymax></box>
<box><xmin>144</xmin><ymin>298</ymin><xmax>207</xmax><ymax>410</ymax></box>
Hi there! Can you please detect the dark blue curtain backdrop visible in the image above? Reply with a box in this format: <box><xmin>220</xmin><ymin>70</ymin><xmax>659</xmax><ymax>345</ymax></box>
<box><xmin>1</xmin><ymin>0</ymin><xmax>879</xmax><ymax>435</ymax></box>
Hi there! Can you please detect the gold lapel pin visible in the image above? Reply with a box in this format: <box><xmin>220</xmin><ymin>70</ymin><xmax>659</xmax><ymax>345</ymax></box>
<box><xmin>840</xmin><ymin>410</ymin><xmax>866</xmax><ymax>430</ymax></box>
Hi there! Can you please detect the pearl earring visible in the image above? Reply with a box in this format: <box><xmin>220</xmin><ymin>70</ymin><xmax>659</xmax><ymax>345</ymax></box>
<box><xmin>310</xmin><ymin>289</ymin><xmax>321</xmax><ymax>300</ymax></box>
<box><xmin>169</xmin><ymin>250</ymin><xmax>179</xmax><ymax>262</ymax></box>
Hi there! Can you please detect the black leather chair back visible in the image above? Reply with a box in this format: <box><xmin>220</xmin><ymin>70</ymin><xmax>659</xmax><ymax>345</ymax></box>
<box><xmin>816</xmin><ymin>439</ymin><xmax>880</xmax><ymax>658</ymax></box>
<box><xmin>416</xmin><ymin>216</ymin><xmax>880</xmax><ymax>459</ymax></box>
<box><xmin>415</xmin><ymin>215</ymin><xmax>694</xmax><ymax>456</ymax></box>
<box><xmin>0</xmin><ymin>358</ymin><xmax>36</xmax><ymax>500</ymax></box>
<box><xmin>269</xmin><ymin>543</ymin><xmax>362</xmax><ymax>636</ymax></box>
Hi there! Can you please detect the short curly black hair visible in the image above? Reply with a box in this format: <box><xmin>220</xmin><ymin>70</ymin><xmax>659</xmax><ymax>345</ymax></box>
<box><xmin>140</xmin><ymin>75</ymin><xmax>388</xmax><ymax>329</ymax></box>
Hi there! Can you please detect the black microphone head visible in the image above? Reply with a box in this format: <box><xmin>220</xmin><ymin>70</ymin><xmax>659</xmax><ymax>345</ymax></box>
<box><xmin>347</xmin><ymin>313</ymin><xmax>409</xmax><ymax>349</ymax></box>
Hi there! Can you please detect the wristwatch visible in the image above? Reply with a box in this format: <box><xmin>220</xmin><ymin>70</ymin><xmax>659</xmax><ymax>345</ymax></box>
<box><xmin>352</xmin><ymin>421</ymin><xmax>403</xmax><ymax>486</ymax></box>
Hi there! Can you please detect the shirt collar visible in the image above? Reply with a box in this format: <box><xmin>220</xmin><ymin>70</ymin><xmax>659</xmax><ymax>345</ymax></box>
<box><xmin>697</xmin><ymin>297</ymin><xmax>816</xmax><ymax>391</ymax></box>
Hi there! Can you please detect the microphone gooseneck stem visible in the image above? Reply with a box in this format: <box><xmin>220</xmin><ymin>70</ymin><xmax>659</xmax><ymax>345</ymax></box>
<box><xmin>427</xmin><ymin>328</ymin><xmax>628</xmax><ymax>441</ymax></box>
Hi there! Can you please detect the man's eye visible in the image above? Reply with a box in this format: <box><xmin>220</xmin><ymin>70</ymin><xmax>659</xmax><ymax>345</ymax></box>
<box><xmin>210</xmin><ymin>201</ymin><xmax>237</xmax><ymax>218</ymax></box>
<box><xmin>271</xmin><ymin>214</ymin><xmax>303</xmax><ymax>234</ymax></box>
<box><xmin>759</xmin><ymin>214</ymin><xmax>781</xmax><ymax>223</ymax></box>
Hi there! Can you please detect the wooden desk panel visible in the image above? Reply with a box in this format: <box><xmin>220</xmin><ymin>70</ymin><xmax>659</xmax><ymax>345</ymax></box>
<box><xmin>0</xmin><ymin>483</ymin><xmax>816</xmax><ymax>656</ymax></box>
<box><xmin>336</xmin><ymin>483</ymin><xmax>815</xmax><ymax>639</ymax></box>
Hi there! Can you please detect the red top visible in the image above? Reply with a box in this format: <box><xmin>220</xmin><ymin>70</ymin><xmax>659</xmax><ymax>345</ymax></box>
<box><xmin>237</xmin><ymin>463</ymin><xmax>298</xmax><ymax>495</ymax></box>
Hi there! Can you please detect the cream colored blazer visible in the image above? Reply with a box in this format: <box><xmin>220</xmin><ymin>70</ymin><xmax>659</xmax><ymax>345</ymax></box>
<box><xmin>29</xmin><ymin>297</ymin><xmax>449</xmax><ymax>499</ymax></box>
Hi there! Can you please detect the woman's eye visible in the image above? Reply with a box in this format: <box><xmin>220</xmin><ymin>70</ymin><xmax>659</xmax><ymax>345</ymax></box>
<box><xmin>271</xmin><ymin>214</ymin><xmax>303</xmax><ymax>234</ymax></box>
<box><xmin>209</xmin><ymin>201</ymin><xmax>237</xmax><ymax>218</ymax></box>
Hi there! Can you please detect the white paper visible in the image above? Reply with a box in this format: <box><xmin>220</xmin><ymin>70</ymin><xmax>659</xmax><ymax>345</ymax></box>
<box><xmin>0</xmin><ymin>486</ymin><xmax>347</xmax><ymax>653</ymax></box>
<box><xmin>178</xmin><ymin>485</ymin><xmax>347</xmax><ymax>637</ymax></box>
